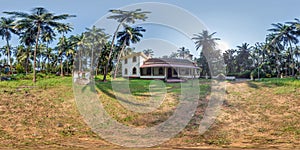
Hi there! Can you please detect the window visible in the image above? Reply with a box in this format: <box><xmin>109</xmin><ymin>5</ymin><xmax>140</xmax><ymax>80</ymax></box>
<box><xmin>180</xmin><ymin>68</ymin><xmax>189</xmax><ymax>75</ymax></box>
<box><xmin>125</xmin><ymin>59</ymin><xmax>128</xmax><ymax>64</ymax></box>
<box><xmin>132</xmin><ymin>67</ymin><xmax>137</xmax><ymax>75</ymax></box>
<box><xmin>147</xmin><ymin>68</ymin><xmax>151</xmax><ymax>75</ymax></box>
<box><xmin>132</xmin><ymin>56</ymin><xmax>137</xmax><ymax>62</ymax></box>
<box><xmin>173</xmin><ymin>68</ymin><xmax>178</xmax><ymax>75</ymax></box>
<box><xmin>159</xmin><ymin>67</ymin><xmax>163</xmax><ymax>75</ymax></box>
<box><xmin>124</xmin><ymin>68</ymin><xmax>128</xmax><ymax>75</ymax></box>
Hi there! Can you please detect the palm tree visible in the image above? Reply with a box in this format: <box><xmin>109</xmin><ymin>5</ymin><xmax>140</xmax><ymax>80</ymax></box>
<box><xmin>223</xmin><ymin>49</ymin><xmax>237</xmax><ymax>73</ymax></box>
<box><xmin>192</xmin><ymin>30</ymin><xmax>220</xmax><ymax>56</ymax></box>
<box><xmin>84</xmin><ymin>26</ymin><xmax>110</xmax><ymax>78</ymax></box>
<box><xmin>177</xmin><ymin>47</ymin><xmax>190</xmax><ymax>59</ymax></box>
<box><xmin>103</xmin><ymin>9</ymin><xmax>150</xmax><ymax>81</ymax></box>
<box><xmin>0</xmin><ymin>17</ymin><xmax>17</xmax><ymax>73</ymax></box>
<box><xmin>236</xmin><ymin>43</ymin><xmax>253</xmax><ymax>72</ymax></box>
<box><xmin>143</xmin><ymin>48</ymin><xmax>154</xmax><ymax>57</ymax></box>
<box><xmin>192</xmin><ymin>30</ymin><xmax>220</xmax><ymax>76</ymax></box>
<box><xmin>5</xmin><ymin>7</ymin><xmax>75</xmax><ymax>82</ymax></box>
<box><xmin>18</xmin><ymin>28</ymin><xmax>35</xmax><ymax>74</ymax></box>
<box><xmin>56</xmin><ymin>23</ymin><xmax>73</xmax><ymax>76</ymax></box>
<box><xmin>266</xmin><ymin>33</ymin><xmax>285</xmax><ymax>77</ymax></box>
<box><xmin>113</xmin><ymin>26</ymin><xmax>145</xmax><ymax>79</ymax></box>
<box><xmin>69</xmin><ymin>33</ymin><xmax>85</xmax><ymax>74</ymax></box>
<box><xmin>268</xmin><ymin>23</ymin><xmax>299</xmax><ymax>76</ymax></box>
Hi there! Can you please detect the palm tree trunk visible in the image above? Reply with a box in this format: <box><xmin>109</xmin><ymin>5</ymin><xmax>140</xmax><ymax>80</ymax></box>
<box><xmin>113</xmin><ymin>43</ymin><xmax>126</xmax><ymax>79</ymax></box>
<box><xmin>33</xmin><ymin>25</ymin><xmax>41</xmax><ymax>83</ymax></box>
<box><xmin>90</xmin><ymin>48</ymin><xmax>94</xmax><ymax>80</ymax></box>
<box><xmin>5</xmin><ymin>37</ymin><xmax>12</xmax><ymax>74</ymax></box>
<box><xmin>60</xmin><ymin>56</ymin><xmax>64</xmax><ymax>77</ymax></box>
<box><xmin>103</xmin><ymin>20</ymin><xmax>125</xmax><ymax>81</ymax></box>
<box><xmin>288</xmin><ymin>41</ymin><xmax>294</xmax><ymax>76</ymax></box>
<box><xmin>26</xmin><ymin>48</ymin><xmax>29</xmax><ymax>75</ymax></box>
<box><xmin>95</xmin><ymin>46</ymin><xmax>103</xmax><ymax>78</ymax></box>
<box><xmin>66</xmin><ymin>59</ymin><xmax>69</xmax><ymax>76</ymax></box>
<box><xmin>79</xmin><ymin>46</ymin><xmax>82</xmax><ymax>72</ymax></box>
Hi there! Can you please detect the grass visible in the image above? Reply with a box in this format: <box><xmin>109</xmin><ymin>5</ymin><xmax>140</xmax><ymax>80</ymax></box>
<box><xmin>259</xmin><ymin>77</ymin><xmax>300</xmax><ymax>88</ymax></box>
<box><xmin>92</xmin><ymin>77</ymin><xmax>210</xmax><ymax>127</ymax></box>
<box><xmin>0</xmin><ymin>75</ymin><xmax>299</xmax><ymax>149</ymax></box>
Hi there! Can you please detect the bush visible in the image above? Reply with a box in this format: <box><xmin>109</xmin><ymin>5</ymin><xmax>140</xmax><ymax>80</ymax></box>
<box><xmin>266</xmin><ymin>73</ymin><xmax>272</xmax><ymax>78</ymax></box>
<box><xmin>227</xmin><ymin>70</ymin><xmax>252</xmax><ymax>78</ymax></box>
<box><xmin>15</xmin><ymin>64</ymin><xmax>25</xmax><ymax>74</ymax></box>
<box><xmin>251</xmin><ymin>68</ymin><xmax>267</xmax><ymax>79</ymax></box>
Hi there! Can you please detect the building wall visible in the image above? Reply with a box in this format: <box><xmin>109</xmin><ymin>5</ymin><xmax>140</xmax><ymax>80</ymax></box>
<box><xmin>122</xmin><ymin>55</ymin><xmax>145</xmax><ymax>77</ymax></box>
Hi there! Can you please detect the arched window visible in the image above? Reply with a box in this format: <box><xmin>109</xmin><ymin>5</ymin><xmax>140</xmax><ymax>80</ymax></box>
<box><xmin>132</xmin><ymin>56</ymin><xmax>137</xmax><ymax>62</ymax></box>
<box><xmin>132</xmin><ymin>67</ymin><xmax>137</xmax><ymax>75</ymax></box>
<box><xmin>124</xmin><ymin>68</ymin><xmax>128</xmax><ymax>75</ymax></box>
<box><xmin>125</xmin><ymin>58</ymin><xmax>128</xmax><ymax>64</ymax></box>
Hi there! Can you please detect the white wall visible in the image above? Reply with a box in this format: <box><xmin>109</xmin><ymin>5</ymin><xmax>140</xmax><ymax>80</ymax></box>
<box><xmin>122</xmin><ymin>55</ymin><xmax>145</xmax><ymax>77</ymax></box>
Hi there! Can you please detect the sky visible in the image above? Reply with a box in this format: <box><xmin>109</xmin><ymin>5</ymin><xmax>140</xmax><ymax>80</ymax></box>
<box><xmin>1</xmin><ymin>0</ymin><xmax>300</xmax><ymax>57</ymax></box>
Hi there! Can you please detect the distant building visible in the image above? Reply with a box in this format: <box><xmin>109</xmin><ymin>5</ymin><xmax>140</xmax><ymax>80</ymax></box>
<box><xmin>121</xmin><ymin>52</ymin><xmax>200</xmax><ymax>79</ymax></box>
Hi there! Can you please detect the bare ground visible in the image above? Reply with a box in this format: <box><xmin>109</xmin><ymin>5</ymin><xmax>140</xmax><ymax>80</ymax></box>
<box><xmin>0</xmin><ymin>81</ymin><xmax>299</xmax><ymax>149</ymax></box>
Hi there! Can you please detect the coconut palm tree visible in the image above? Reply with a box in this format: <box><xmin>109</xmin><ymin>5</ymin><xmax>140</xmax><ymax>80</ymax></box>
<box><xmin>4</xmin><ymin>7</ymin><xmax>75</xmax><ymax>82</ymax></box>
<box><xmin>103</xmin><ymin>8</ymin><xmax>150</xmax><ymax>81</ymax></box>
<box><xmin>143</xmin><ymin>48</ymin><xmax>154</xmax><ymax>57</ymax></box>
<box><xmin>268</xmin><ymin>23</ymin><xmax>299</xmax><ymax>76</ymax></box>
<box><xmin>192</xmin><ymin>30</ymin><xmax>220</xmax><ymax>56</ymax></box>
<box><xmin>266</xmin><ymin>33</ymin><xmax>285</xmax><ymax>77</ymax></box>
<box><xmin>18</xmin><ymin>29</ymin><xmax>35</xmax><ymax>74</ymax></box>
<box><xmin>0</xmin><ymin>17</ymin><xmax>17</xmax><ymax>73</ymax></box>
<box><xmin>56</xmin><ymin>23</ymin><xmax>74</xmax><ymax>76</ymax></box>
<box><xmin>69</xmin><ymin>33</ymin><xmax>85</xmax><ymax>74</ymax></box>
<box><xmin>42</xmin><ymin>47</ymin><xmax>54</xmax><ymax>73</ymax></box>
<box><xmin>113</xmin><ymin>26</ymin><xmax>145</xmax><ymax>79</ymax></box>
<box><xmin>84</xmin><ymin>26</ymin><xmax>110</xmax><ymax>78</ymax></box>
<box><xmin>192</xmin><ymin>30</ymin><xmax>220</xmax><ymax>76</ymax></box>
<box><xmin>236</xmin><ymin>43</ymin><xmax>253</xmax><ymax>72</ymax></box>
<box><xmin>177</xmin><ymin>47</ymin><xmax>190</xmax><ymax>59</ymax></box>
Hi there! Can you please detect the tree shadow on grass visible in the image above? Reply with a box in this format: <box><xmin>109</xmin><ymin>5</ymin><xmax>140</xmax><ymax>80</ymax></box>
<box><xmin>95</xmin><ymin>81</ymin><xmax>148</xmax><ymax>107</ymax></box>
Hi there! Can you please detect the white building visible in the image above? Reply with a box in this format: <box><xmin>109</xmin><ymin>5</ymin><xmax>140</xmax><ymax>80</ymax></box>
<box><xmin>121</xmin><ymin>52</ymin><xmax>200</xmax><ymax>80</ymax></box>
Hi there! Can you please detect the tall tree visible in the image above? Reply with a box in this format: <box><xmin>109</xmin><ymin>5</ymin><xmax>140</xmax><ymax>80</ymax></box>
<box><xmin>103</xmin><ymin>9</ymin><xmax>150</xmax><ymax>81</ymax></box>
<box><xmin>113</xmin><ymin>26</ymin><xmax>145</xmax><ymax>79</ymax></box>
<box><xmin>192</xmin><ymin>30</ymin><xmax>220</xmax><ymax>76</ymax></box>
<box><xmin>143</xmin><ymin>48</ymin><xmax>154</xmax><ymax>57</ymax></box>
<box><xmin>18</xmin><ymin>28</ymin><xmax>35</xmax><ymax>74</ymax></box>
<box><xmin>177</xmin><ymin>47</ymin><xmax>190</xmax><ymax>59</ymax></box>
<box><xmin>236</xmin><ymin>43</ymin><xmax>253</xmax><ymax>72</ymax></box>
<box><xmin>70</xmin><ymin>33</ymin><xmax>85</xmax><ymax>74</ymax></box>
<box><xmin>5</xmin><ymin>7</ymin><xmax>75</xmax><ymax>82</ymax></box>
<box><xmin>56</xmin><ymin>23</ymin><xmax>73</xmax><ymax>76</ymax></box>
<box><xmin>0</xmin><ymin>17</ymin><xmax>17</xmax><ymax>73</ymax></box>
<box><xmin>84</xmin><ymin>26</ymin><xmax>109</xmax><ymax>78</ymax></box>
<box><xmin>268</xmin><ymin>23</ymin><xmax>298</xmax><ymax>76</ymax></box>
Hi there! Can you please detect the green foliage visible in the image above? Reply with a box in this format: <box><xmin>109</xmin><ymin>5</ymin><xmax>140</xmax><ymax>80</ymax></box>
<box><xmin>15</xmin><ymin>63</ymin><xmax>25</xmax><ymax>73</ymax></box>
<box><xmin>0</xmin><ymin>74</ymin><xmax>72</xmax><ymax>89</ymax></box>
<box><xmin>251</xmin><ymin>68</ymin><xmax>266</xmax><ymax>78</ymax></box>
<box><xmin>227</xmin><ymin>70</ymin><xmax>252</xmax><ymax>78</ymax></box>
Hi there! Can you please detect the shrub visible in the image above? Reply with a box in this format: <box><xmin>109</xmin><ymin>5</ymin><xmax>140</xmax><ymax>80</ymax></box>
<box><xmin>266</xmin><ymin>73</ymin><xmax>272</xmax><ymax>78</ymax></box>
<box><xmin>251</xmin><ymin>69</ymin><xmax>266</xmax><ymax>78</ymax></box>
<box><xmin>15</xmin><ymin>64</ymin><xmax>25</xmax><ymax>74</ymax></box>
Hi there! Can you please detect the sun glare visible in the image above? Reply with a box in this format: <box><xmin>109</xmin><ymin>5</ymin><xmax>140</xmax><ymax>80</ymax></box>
<box><xmin>216</xmin><ymin>41</ymin><xmax>230</xmax><ymax>52</ymax></box>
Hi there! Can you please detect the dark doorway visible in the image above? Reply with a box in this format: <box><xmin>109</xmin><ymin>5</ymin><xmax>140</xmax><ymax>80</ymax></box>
<box><xmin>167</xmin><ymin>68</ymin><xmax>172</xmax><ymax>78</ymax></box>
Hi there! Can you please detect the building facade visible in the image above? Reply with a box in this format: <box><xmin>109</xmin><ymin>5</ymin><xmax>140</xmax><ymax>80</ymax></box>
<box><xmin>121</xmin><ymin>52</ymin><xmax>200</xmax><ymax>79</ymax></box>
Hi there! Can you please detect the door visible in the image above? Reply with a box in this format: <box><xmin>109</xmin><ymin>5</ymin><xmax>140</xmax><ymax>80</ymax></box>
<box><xmin>167</xmin><ymin>68</ymin><xmax>172</xmax><ymax>78</ymax></box>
